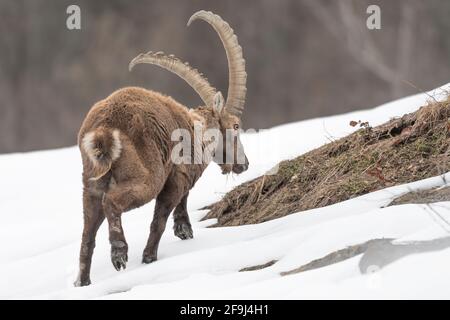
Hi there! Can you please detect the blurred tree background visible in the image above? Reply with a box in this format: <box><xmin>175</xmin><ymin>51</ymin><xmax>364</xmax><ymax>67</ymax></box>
<box><xmin>0</xmin><ymin>0</ymin><xmax>449</xmax><ymax>153</ymax></box>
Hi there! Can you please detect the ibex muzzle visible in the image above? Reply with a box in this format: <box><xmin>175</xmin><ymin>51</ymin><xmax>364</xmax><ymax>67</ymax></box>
<box><xmin>75</xmin><ymin>10</ymin><xmax>248</xmax><ymax>287</ymax></box>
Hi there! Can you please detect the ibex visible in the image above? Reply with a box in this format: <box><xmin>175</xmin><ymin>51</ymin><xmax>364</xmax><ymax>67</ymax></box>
<box><xmin>75</xmin><ymin>11</ymin><xmax>249</xmax><ymax>286</ymax></box>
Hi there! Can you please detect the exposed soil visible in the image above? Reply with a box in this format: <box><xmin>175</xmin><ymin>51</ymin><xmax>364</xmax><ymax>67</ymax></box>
<box><xmin>280</xmin><ymin>239</ymin><xmax>393</xmax><ymax>276</ymax></box>
<box><xmin>239</xmin><ymin>260</ymin><xmax>278</xmax><ymax>272</ymax></box>
<box><xmin>389</xmin><ymin>186</ymin><xmax>450</xmax><ymax>206</ymax></box>
<box><xmin>204</xmin><ymin>95</ymin><xmax>450</xmax><ymax>227</ymax></box>
<box><xmin>280</xmin><ymin>236</ymin><xmax>450</xmax><ymax>276</ymax></box>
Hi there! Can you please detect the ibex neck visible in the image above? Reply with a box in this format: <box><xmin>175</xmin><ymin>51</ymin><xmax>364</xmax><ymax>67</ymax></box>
<box><xmin>189</xmin><ymin>106</ymin><xmax>219</xmax><ymax>131</ymax></box>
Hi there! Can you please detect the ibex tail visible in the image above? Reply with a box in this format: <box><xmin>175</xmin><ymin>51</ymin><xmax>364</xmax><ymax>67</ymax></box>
<box><xmin>81</xmin><ymin>127</ymin><xmax>122</xmax><ymax>181</ymax></box>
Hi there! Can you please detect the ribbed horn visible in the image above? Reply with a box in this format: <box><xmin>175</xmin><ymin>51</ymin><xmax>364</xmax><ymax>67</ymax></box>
<box><xmin>188</xmin><ymin>10</ymin><xmax>247</xmax><ymax>117</ymax></box>
<box><xmin>129</xmin><ymin>51</ymin><xmax>217</xmax><ymax>108</ymax></box>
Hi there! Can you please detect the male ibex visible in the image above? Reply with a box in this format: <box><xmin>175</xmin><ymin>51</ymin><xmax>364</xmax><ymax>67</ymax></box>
<box><xmin>75</xmin><ymin>11</ymin><xmax>249</xmax><ymax>286</ymax></box>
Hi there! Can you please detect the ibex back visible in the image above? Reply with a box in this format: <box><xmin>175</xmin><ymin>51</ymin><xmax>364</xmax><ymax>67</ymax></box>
<box><xmin>75</xmin><ymin>11</ymin><xmax>249</xmax><ymax>286</ymax></box>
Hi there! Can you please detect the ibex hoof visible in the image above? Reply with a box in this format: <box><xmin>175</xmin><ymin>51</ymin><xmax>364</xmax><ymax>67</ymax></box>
<box><xmin>174</xmin><ymin>223</ymin><xmax>194</xmax><ymax>240</ymax></box>
<box><xmin>111</xmin><ymin>241</ymin><xmax>128</xmax><ymax>271</ymax></box>
<box><xmin>142</xmin><ymin>254</ymin><xmax>157</xmax><ymax>264</ymax></box>
<box><xmin>74</xmin><ymin>278</ymin><xmax>91</xmax><ymax>287</ymax></box>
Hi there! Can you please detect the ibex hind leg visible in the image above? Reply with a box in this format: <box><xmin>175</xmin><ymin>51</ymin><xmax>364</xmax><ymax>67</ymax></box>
<box><xmin>103</xmin><ymin>179</ymin><xmax>159</xmax><ymax>271</ymax></box>
<box><xmin>75</xmin><ymin>188</ymin><xmax>106</xmax><ymax>287</ymax></box>
<box><xmin>102</xmin><ymin>140</ymin><xmax>164</xmax><ymax>271</ymax></box>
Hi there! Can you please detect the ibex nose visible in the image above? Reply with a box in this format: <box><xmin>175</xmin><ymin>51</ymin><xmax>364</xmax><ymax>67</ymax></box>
<box><xmin>232</xmin><ymin>159</ymin><xmax>249</xmax><ymax>174</ymax></box>
<box><xmin>232</xmin><ymin>165</ymin><xmax>245</xmax><ymax>174</ymax></box>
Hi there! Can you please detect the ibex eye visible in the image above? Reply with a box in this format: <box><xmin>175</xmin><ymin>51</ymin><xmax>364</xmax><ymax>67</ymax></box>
<box><xmin>233</xmin><ymin>124</ymin><xmax>239</xmax><ymax>130</ymax></box>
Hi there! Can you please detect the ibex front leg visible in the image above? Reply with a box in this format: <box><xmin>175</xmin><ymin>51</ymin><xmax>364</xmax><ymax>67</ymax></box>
<box><xmin>173</xmin><ymin>193</ymin><xmax>193</xmax><ymax>240</ymax></box>
<box><xmin>143</xmin><ymin>177</ymin><xmax>186</xmax><ymax>263</ymax></box>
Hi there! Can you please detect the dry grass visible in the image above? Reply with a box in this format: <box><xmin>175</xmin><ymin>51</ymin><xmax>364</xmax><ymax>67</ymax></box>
<box><xmin>204</xmin><ymin>95</ymin><xmax>450</xmax><ymax>227</ymax></box>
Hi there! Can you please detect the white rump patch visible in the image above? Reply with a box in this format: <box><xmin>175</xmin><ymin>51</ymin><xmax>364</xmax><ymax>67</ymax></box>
<box><xmin>81</xmin><ymin>129</ymin><xmax>122</xmax><ymax>164</ymax></box>
<box><xmin>111</xmin><ymin>130</ymin><xmax>122</xmax><ymax>161</ymax></box>
<box><xmin>81</xmin><ymin>131</ymin><xmax>97</xmax><ymax>163</ymax></box>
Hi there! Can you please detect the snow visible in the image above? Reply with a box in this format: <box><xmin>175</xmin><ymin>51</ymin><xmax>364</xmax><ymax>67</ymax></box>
<box><xmin>1</xmin><ymin>83</ymin><xmax>450</xmax><ymax>299</ymax></box>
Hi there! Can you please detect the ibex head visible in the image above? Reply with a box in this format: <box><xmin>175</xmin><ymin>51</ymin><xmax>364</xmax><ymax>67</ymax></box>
<box><xmin>209</xmin><ymin>90</ymin><xmax>249</xmax><ymax>174</ymax></box>
<box><xmin>129</xmin><ymin>10</ymin><xmax>249</xmax><ymax>175</ymax></box>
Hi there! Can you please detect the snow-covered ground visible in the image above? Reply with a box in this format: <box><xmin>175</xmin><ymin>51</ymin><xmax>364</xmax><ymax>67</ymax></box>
<box><xmin>1</xmin><ymin>84</ymin><xmax>450</xmax><ymax>299</ymax></box>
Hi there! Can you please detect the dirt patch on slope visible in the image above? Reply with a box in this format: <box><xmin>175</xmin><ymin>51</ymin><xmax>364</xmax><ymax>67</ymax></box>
<box><xmin>389</xmin><ymin>186</ymin><xmax>450</xmax><ymax>206</ymax></box>
<box><xmin>280</xmin><ymin>236</ymin><xmax>450</xmax><ymax>276</ymax></box>
<box><xmin>239</xmin><ymin>260</ymin><xmax>278</xmax><ymax>272</ymax></box>
<box><xmin>281</xmin><ymin>239</ymin><xmax>393</xmax><ymax>276</ymax></box>
<box><xmin>204</xmin><ymin>95</ymin><xmax>450</xmax><ymax>227</ymax></box>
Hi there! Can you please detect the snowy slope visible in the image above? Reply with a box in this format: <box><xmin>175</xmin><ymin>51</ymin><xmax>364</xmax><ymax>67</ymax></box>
<box><xmin>1</xmin><ymin>84</ymin><xmax>450</xmax><ymax>299</ymax></box>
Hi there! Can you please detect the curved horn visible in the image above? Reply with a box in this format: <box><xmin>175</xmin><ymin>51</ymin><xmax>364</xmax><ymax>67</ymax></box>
<box><xmin>188</xmin><ymin>10</ymin><xmax>247</xmax><ymax>117</ymax></box>
<box><xmin>129</xmin><ymin>51</ymin><xmax>217</xmax><ymax>108</ymax></box>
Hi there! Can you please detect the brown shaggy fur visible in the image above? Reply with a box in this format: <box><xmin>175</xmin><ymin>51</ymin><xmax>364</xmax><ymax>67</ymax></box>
<box><xmin>74</xmin><ymin>87</ymin><xmax>248</xmax><ymax>286</ymax></box>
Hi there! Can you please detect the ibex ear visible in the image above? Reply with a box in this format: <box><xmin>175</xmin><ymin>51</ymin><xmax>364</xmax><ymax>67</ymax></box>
<box><xmin>212</xmin><ymin>91</ymin><xmax>224</xmax><ymax>115</ymax></box>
